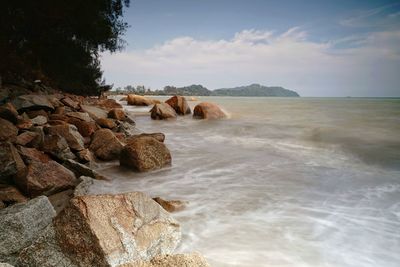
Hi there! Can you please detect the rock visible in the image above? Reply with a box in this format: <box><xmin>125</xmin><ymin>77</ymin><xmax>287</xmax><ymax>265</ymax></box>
<box><xmin>49</xmin><ymin>114</ymin><xmax>68</xmax><ymax>121</ymax></box>
<box><xmin>67</xmin><ymin>117</ymin><xmax>98</xmax><ymax>137</ymax></box>
<box><xmin>26</xmin><ymin>110</ymin><xmax>48</xmax><ymax>119</ymax></box>
<box><xmin>0</xmin><ymin>118</ymin><xmax>18</xmax><ymax>141</ymax></box>
<box><xmin>127</xmin><ymin>133</ymin><xmax>165</xmax><ymax>143</ymax></box>
<box><xmin>108</xmin><ymin>108</ymin><xmax>126</xmax><ymax>121</ymax></box>
<box><xmin>41</xmin><ymin>134</ymin><xmax>76</xmax><ymax>161</ymax></box>
<box><xmin>140</xmin><ymin>253</ymin><xmax>210</xmax><ymax>267</ymax></box>
<box><xmin>0</xmin><ymin>196</ymin><xmax>56</xmax><ymax>265</ymax></box>
<box><xmin>120</xmin><ymin>136</ymin><xmax>171</xmax><ymax>172</ymax></box>
<box><xmin>54</xmin><ymin>106</ymin><xmax>65</xmax><ymax>115</ymax></box>
<box><xmin>115</xmin><ymin>121</ymin><xmax>138</xmax><ymax>137</ymax></box>
<box><xmin>63</xmin><ymin>159</ymin><xmax>107</xmax><ymax>180</ymax></box>
<box><xmin>45</xmin><ymin>124</ymin><xmax>85</xmax><ymax>151</ymax></box>
<box><xmin>30</xmin><ymin>115</ymin><xmax>47</xmax><ymax>126</ymax></box>
<box><xmin>16</xmin><ymin>160</ymin><xmax>76</xmax><ymax>197</ymax></box>
<box><xmin>120</xmin><ymin>96</ymin><xmax>128</xmax><ymax>101</ymax></box>
<box><xmin>127</xmin><ymin>94</ymin><xmax>155</xmax><ymax>106</ymax></box>
<box><xmin>0</xmin><ymin>262</ymin><xmax>14</xmax><ymax>267</ymax></box>
<box><xmin>53</xmin><ymin>192</ymin><xmax>181</xmax><ymax>266</ymax></box>
<box><xmin>193</xmin><ymin>102</ymin><xmax>226</xmax><ymax>120</ymax></box>
<box><xmin>15</xmin><ymin>119</ymin><xmax>32</xmax><ymax>130</ymax></box>
<box><xmin>75</xmin><ymin>148</ymin><xmax>94</xmax><ymax>163</ymax></box>
<box><xmin>61</xmin><ymin>97</ymin><xmax>80</xmax><ymax>110</ymax></box>
<box><xmin>80</xmin><ymin>104</ymin><xmax>108</xmax><ymax>120</ymax></box>
<box><xmin>0</xmin><ymin>142</ymin><xmax>26</xmax><ymax>184</ymax></box>
<box><xmin>48</xmin><ymin>119</ymin><xmax>68</xmax><ymax>126</ymax></box>
<box><xmin>66</xmin><ymin>112</ymin><xmax>93</xmax><ymax>122</ymax></box>
<box><xmin>96</xmin><ymin>117</ymin><xmax>117</xmax><ymax>129</ymax></box>
<box><xmin>153</xmin><ymin>197</ymin><xmax>187</xmax><ymax>213</ymax></box>
<box><xmin>0</xmin><ymin>185</ymin><xmax>28</xmax><ymax>208</ymax></box>
<box><xmin>89</xmin><ymin>129</ymin><xmax>123</xmax><ymax>160</ymax></box>
<box><xmin>150</xmin><ymin>103</ymin><xmax>177</xmax><ymax>120</ymax></box>
<box><xmin>97</xmin><ymin>98</ymin><xmax>123</xmax><ymax>110</ymax></box>
<box><xmin>17</xmin><ymin>225</ymin><xmax>77</xmax><ymax>267</ymax></box>
<box><xmin>48</xmin><ymin>190</ymin><xmax>74</xmax><ymax>215</ymax></box>
<box><xmin>165</xmin><ymin>96</ymin><xmax>191</xmax><ymax>115</ymax></box>
<box><xmin>12</xmin><ymin>94</ymin><xmax>54</xmax><ymax>112</ymax></box>
<box><xmin>0</xmin><ymin>103</ymin><xmax>19</xmax><ymax>123</ymax></box>
<box><xmin>15</xmin><ymin>131</ymin><xmax>38</xmax><ymax>146</ymax></box>
<box><xmin>18</xmin><ymin>146</ymin><xmax>51</xmax><ymax>164</ymax></box>
<box><xmin>73</xmin><ymin>176</ymin><xmax>95</xmax><ymax>197</ymax></box>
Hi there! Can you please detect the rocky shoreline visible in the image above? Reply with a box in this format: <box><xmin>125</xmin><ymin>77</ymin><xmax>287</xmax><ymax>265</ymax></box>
<box><xmin>0</xmin><ymin>81</ymin><xmax>226</xmax><ymax>266</ymax></box>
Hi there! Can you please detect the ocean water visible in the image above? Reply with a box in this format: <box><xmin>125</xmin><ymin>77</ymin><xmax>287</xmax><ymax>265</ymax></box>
<box><xmin>91</xmin><ymin>97</ymin><xmax>400</xmax><ymax>267</ymax></box>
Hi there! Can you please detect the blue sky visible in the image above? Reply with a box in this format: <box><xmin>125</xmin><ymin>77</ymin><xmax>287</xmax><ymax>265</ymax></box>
<box><xmin>101</xmin><ymin>0</ymin><xmax>400</xmax><ymax>96</ymax></box>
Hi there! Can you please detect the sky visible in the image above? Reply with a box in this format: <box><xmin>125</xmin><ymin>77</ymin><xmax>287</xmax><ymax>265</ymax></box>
<box><xmin>101</xmin><ymin>0</ymin><xmax>400</xmax><ymax>97</ymax></box>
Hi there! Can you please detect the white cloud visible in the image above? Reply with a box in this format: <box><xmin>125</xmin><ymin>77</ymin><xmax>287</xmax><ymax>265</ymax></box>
<box><xmin>101</xmin><ymin>28</ymin><xmax>400</xmax><ymax>96</ymax></box>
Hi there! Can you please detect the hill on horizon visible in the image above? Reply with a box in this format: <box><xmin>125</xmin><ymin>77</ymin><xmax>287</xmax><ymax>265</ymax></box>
<box><xmin>212</xmin><ymin>83</ymin><xmax>299</xmax><ymax>97</ymax></box>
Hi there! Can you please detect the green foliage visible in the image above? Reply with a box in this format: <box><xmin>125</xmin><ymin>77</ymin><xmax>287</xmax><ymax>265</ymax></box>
<box><xmin>0</xmin><ymin>0</ymin><xmax>130</xmax><ymax>95</ymax></box>
<box><xmin>213</xmin><ymin>84</ymin><xmax>300</xmax><ymax>97</ymax></box>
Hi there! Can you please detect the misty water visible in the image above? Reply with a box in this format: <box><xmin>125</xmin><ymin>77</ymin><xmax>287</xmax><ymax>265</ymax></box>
<box><xmin>91</xmin><ymin>97</ymin><xmax>400</xmax><ymax>267</ymax></box>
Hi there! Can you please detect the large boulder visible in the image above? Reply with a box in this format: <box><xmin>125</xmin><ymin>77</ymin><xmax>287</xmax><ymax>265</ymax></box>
<box><xmin>120</xmin><ymin>136</ymin><xmax>171</xmax><ymax>172</ymax></box>
<box><xmin>15</xmin><ymin>160</ymin><xmax>77</xmax><ymax>197</ymax></box>
<box><xmin>126</xmin><ymin>133</ymin><xmax>165</xmax><ymax>143</ymax></box>
<box><xmin>45</xmin><ymin>124</ymin><xmax>85</xmax><ymax>151</ymax></box>
<box><xmin>150</xmin><ymin>103</ymin><xmax>177</xmax><ymax>120</ymax></box>
<box><xmin>67</xmin><ymin>117</ymin><xmax>98</xmax><ymax>137</ymax></box>
<box><xmin>193</xmin><ymin>102</ymin><xmax>226</xmax><ymax>120</ymax></box>
<box><xmin>127</xmin><ymin>94</ymin><xmax>155</xmax><ymax>106</ymax></box>
<box><xmin>165</xmin><ymin>96</ymin><xmax>191</xmax><ymax>115</ymax></box>
<box><xmin>12</xmin><ymin>94</ymin><xmax>54</xmax><ymax>112</ymax></box>
<box><xmin>89</xmin><ymin>129</ymin><xmax>123</xmax><ymax>160</ymax></box>
<box><xmin>108</xmin><ymin>108</ymin><xmax>126</xmax><ymax>121</ymax></box>
<box><xmin>0</xmin><ymin>196</ymin><xmax>56</xmax><ymax>265</ymax></box>
<box><xmin>53</xmin><ymin>192</ymin><xmax>181</xmax><ymax>266</ymax></box>
<box><xmin>0</xmin><ymin>142</ymin><xmax>26</xmax><ymax>184</ymax></box>
<box><xmin>0</xmin><ymin>118</ymin><xmax>18</xmax><ymax>142</ymax></box>
<box><xmin>97</xmin><ymin>98</ymin><xmax>123</xmax><ymax>110</ymax></box>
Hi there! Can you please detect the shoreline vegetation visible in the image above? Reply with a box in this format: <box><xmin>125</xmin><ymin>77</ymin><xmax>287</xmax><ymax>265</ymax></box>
<box><xmin>112</xmin><ymin>83</ymin><xmax>300</xmax><ymax>97</ymax></box>
<box><xmin>0</xmin><ymin>81</ymin><xmax>217</xmax><ymax>266</ymax></box>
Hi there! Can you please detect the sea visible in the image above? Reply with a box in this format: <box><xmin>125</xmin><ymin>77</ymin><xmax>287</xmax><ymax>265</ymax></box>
<box><xmin>91</xmin><ymin>96</ymin><xmax>400</xmax><ymax>267</ymax></box>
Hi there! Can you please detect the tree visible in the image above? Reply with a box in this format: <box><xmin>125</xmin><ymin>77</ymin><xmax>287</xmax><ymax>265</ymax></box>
<box><xmin>0</xmin><ymin>0</ymin><xmax>130</xmax><ymax>95</ymax></box>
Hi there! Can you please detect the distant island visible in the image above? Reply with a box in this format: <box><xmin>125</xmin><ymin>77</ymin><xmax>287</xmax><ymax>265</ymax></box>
<box><xmin>113</xmin><ymin>84</ymin><xmax>300</xmax><ymax>97</ymax></box>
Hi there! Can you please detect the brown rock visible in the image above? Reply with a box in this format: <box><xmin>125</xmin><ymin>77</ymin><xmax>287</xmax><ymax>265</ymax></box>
<box><xmin>97</xmin><ymin>98</ymin><xmax>122</xmax><ymax>110</ymax></box>
<box><xmin>48</xmin><ymin>119</ymin><xmax>69</xmax><ymax>126</ymax></box>
<box><xmin>26</xmin><ymin>110</ymin><xmax>48</xmax><ymax>119</ymax></box>
<box><xmin>15</xmin><ymin>131</ymin><xmax>39</xmax><ymax>146</ymax></box>
<box><xmin>108</xmin><ymin>108</ymin><xmax>126</xmax><ymax>121</ymax></box>
<box><xmin>127</xmin><ymin>133</ymin><xmax>165</xmax><ymax>143</ymax></box>
<box><xmin>80</xmin><ymin>104</ymin><xmax>108</xmax><ymax>120</ymax></box>
<box><xmin>45</xmin><ymin>124</ymin><xmax>85</xmax><ymax>151</ymax></box>
<box><xmin>0</xmin><ymin>102</ymin><xmax>19</xmax><ymax>123</ymax></box>
<box><xmin>0</xmin><ymin>142</ymin><xmax>26</xmax><ymax>184</ymax></box>
<box><xmin>16</xmin><ymin>160</ymin><xmax>76</xmax><ymax>197</ymax></box>
<box><xmin>120</xmin><ymin>96</ymin><xmax>128</xmax><ymax>101</ymax></box>
<box><xmin>12</xmin><ymin>94</ymin><xmax>54</xmax><ymax>111</ymax></box>
<box><xmin>61</xmin><ymin>97</ymin><xmax>80</xmax><ymax>110</ymax></box>
<box><xmin>16</xmin><ymin>118</ymin><xmax>33</xmax><ymax>130</ymax></box>
<box><xmin>18</xmin><ymin>146</ymin><xmax>51</xmax><ymax>163</ymax></box>
<box><xmin>142</xmin><ymin>253</ymin><xmax>210</xmax><ymax>267</ymax></box>
<box><xmin>66</xmin><ymin>112</ymin><xmax>93</xmax><ymax>122</ymax></box>
<box><xmin>75</xmin><ymin>148</ymin><xmax>94</xmax><ymax>163</ymax></box>
<box><xmin>0</xmin><ymin>185</ymin><xmax>28</xmax><ymax>208</ymax></box>
<box><xmin>165</xmin><ymin>95</ymin><xmax>191</xmax><ymax>115</ymax></box>
<box><xmin>41</xmin><ymin>135</ymin><xmax>76</xmax><ymax>161</ymax></box>
<box><xmin>127</xmin><ymin>94</ymin><xmax>155</xmax><ymax>106</ymax></box>
<box><xmin>67</xmin><ymin>117</ymin><xmax>98</xmax><ymax>137</ymax></box>
<box><xmin>54</xmin><ymin>106</ymin><xmax>65</xmax><ymax>115</ymax></box>
<box><xmin>96</xmin><ymin>117</ymin><xmax>117</xmax><ymax>129</ymax></box>
<box><xmin>89</xmin><ymin>129</ymin><xmax>123</xmax><ymax>160</ymax></box>
<box><xmin>53</xmin><ymin>192</ymin><xmax>181</xmax><ymax>266</ymax></box>
<box><xmin>120</xmin><ymin>136</ymin><xmax>171</xmax><ymax>172</ymax></box>
<box><xmin>48</xmin><ymin>189</ymin><xmax>74</xmax><ymax>214</ymax></box>
<box><xmin>193</xmin><ymin>102</ymin><xmax>226</xmax><ymax>119</ymax></box>
<box><xmin>150</xmin><ymin>103</ymin><xmax>177</xmax><ymax>120</ymax></box>
<box><xmin>153</xmin><ymin>197</ymin><xmax>187</xmax><ymax>213</ymax></box>
<box><xmin>49</xmin><ymin>114</ymin><xmax>68</xmax><ymax>121</ymax></box>
<box><xmin>0</xmin><ymin>118</ymin><xmax>18</xmax><ymax>141</ymax></box>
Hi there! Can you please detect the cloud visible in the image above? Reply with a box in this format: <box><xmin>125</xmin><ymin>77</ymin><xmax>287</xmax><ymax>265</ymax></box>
<box><xmin>101</xmin><ymin>28</ymin><xmax>400</xmax><ymax>96</ymax></box>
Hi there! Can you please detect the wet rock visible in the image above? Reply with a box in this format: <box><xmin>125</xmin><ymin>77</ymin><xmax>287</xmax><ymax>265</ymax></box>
<box><xmin>120</xmin><ymin>136</ymin><xmax>171</xmax><ymax>172</ymax></box>
<box><xmin>0</xmin><ymin>196</ymin><xmax>56</xmax><ymax>265</ymax></box>
<box><xmin>61</xmin><ymin>97</ymin><xmax>79</xmax><ymax>110</ymax></box>
<box><xmin>127</xmin><ymin>94</ymin><xmax>155</xmax><ymax>106</ymax></box>
<box><xmin>141</xmin><ymin>253</ymin><xmax>210</xmax><ymax>267</ymax></box>
<box><xmin>0</xmin><ymin>118</ymin><xmax>18</xmax><ymax>141</ymax></box>
<box><xmin>153</xmin><ymin>197</ymin><xmax>187</xmax><ymax>213</ymax></box>
<box><xmin>63</xmin><ymin>159</ymin><xmax>107</xmax><ymax>180</ymax></box>
<box><xmin>127</xmin><ymin>133</ymin><xmax>165</xmax><ymax>143</ymax></box>
<box><xmin>193</xmin><ymin>102</ymin><xmax>226</xmax><ymax>120</ymax></box>
<box><xmin>12</xmin><ymin>94</ymin><xmax>54</xmax><ymax>112</ymax></box>
<box><xmin>108</xmin><ymin>108</ymin><xmax>126</xmax><ymax>121</ymax></box>
<box><xmin>15</xmin><ymin>131</ymin><xmax>38</xmax><ymax>146</ymax></box>
<box><xmin>73</xmin><ymin>176</ymin><xmax>95</xmax><ymax>197</ymax></box>
<box><xmin>96</xmin><ymin>117</ymin><xmax>117</xmax><ymax>129</ymax></box>
<box><xmin>80</xmin><ymin>104</ymin><xmax>108</xmax><ymax>120</ymax></box>
<box><xmin>0</xmin><ymin>103</ymin><xmax>19</xmax><ymax>123</ymax></box>
<box><xmin>15</xmin><ymin>160</ymin><xmax>76</xmax><ymax>197</ymax></box>
<box><xmin>41</xmin><ymin>134</ymin><xmax>76</xmax><ymax>161</ymax></box>
<box><xmin>165</xmin><ymin>95</ymin><xmax>191</xmax><ymax>115</ymax></box>
<box><xmin>67</xmin><ymin>117</ymin><xmax>98</xmax><ymax>137</ymax></box>
<box><xmin>89</xmin><ymin>129</ymin><xmax>123</xmax><ymax>160</ymax></box>
<box><xmin>45</xmin><ymin>124</ymin><xmax>85</xmax><ymax>151</ymax></box>
<box><xmin>53</xmin><ymin>192</ymin><xmax>181</xmax><ymax>266</ymax></box>
<box><xmin>17</xmin><ymin>225</ymin><xmax>77</xmax><ymax>267</ymax></box>
<box><xmin>75</xmin><ymin>148</ymin><xmax>94</xmax><ymax>163</ymax></box>
<box><xmin>66</xmin><ymin>112</ymin><xmax>93</xmax><ymax>122</ymax></box>
<box><xmin>150</xmin><ymin>103</ymin><xmax>177</xmax><ymax>120</ymax></box>
<box><xmin>0</xmin><ymin>185</ymin><xmax>28</xmax><ymax>208</ymax></box>
<box><xmin>30</xmin><ymin>115</ymin><xmax>47</xmax><ymax>126</ymax></box>
<box><xmin>0</xmin><ymin>142</ymin><xmax>26</xmax><ymax>184</ymax></box>
<box><xmin>120</xmin><ymin>96</ymin><xmax>128</xmax><ymax>101</ymax></box>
